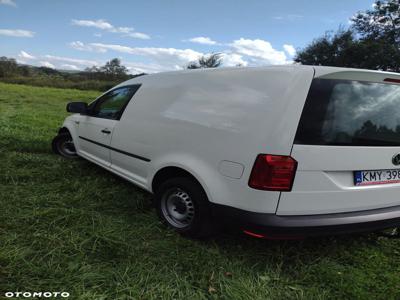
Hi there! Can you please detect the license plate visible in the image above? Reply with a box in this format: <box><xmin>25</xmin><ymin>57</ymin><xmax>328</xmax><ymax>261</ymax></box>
<box><xmin>354</xmin><ymin>169</ymin><xmax>400</xmax><ymax>186</ymax></box>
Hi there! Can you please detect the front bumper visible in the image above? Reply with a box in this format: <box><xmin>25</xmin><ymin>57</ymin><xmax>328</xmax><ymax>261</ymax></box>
<box><xmin>212</xmin><ymin>204</ymin><xmax>400</xmax><ymax>239</ymax></box>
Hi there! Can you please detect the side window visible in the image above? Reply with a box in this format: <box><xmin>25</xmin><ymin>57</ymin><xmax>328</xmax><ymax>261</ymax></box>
<box><xmin>90</xmin><ymin>85</ymin><xmax>140</xmax><ymax>120</ymax></box>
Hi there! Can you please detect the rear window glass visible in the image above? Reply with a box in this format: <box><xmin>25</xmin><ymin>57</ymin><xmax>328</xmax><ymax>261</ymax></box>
<box><xmin>295</xmin><ymin>79</ymin><xmax>400</xmax><ymax>146</ymax></box>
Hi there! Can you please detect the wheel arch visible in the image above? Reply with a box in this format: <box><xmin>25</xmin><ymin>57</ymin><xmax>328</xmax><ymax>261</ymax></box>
<box><xmin>57</xmin><ymin>119</ymin><xmax>80</xmax><ymax>152</ymax></box>
<box><xmin>152</xmin><ymin>166</ymin><xmax>203</xmax><ymax>193</ymax></box>
<box><xmin>57</xmin><ymin>127</ymin><xmax>71</xmax><ymax>135</ymax></box>
<box><xmin>150</xmin><ymin>160</ymin><xmax>218</xmax><ymax>206</ymax></box>
<box><xmin>149</xmin><ymin>152</ymin><xmax>234</xmax><ymax>206</ymax></box>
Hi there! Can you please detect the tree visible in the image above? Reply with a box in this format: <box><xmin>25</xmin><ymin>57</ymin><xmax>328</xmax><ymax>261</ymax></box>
<box><xmin>352</xmin><ymin>0</ymin><xmax>400</xmax><ymax>43</ymax></box>
<box><xmin>0</xmin><ymin>56</ymin><xmax>18</xmax><ymax>77</ymax></box>
<box><xmin>100</xmin><ymin>58</ymin><xmax>129</xmax><ymax>78</ymax></box>
<box><xmin>37</xmin><ymin>66</ymin><xmax>60</xmax><ymax>76</ymax></box>
<box><xmin>295</xmin><ymin>0</ymin><xmax>400</xmax><ymax>72</ymax></box>
<box><xmin>84</xmin><ymin>66</ymin><xmax>100</xmax><ymax>73</ymax></box>
<box><xmin>187</xmin><ymin>53</ymin><xmax>222</xmax><ymax>69</ymax></box>
<box><xmin>351</xmin><ymin>0</ymin><xmax>400</xmax><ymax>71</ymax></box>
<box><xmin>84</xmin><ymin>59</ymin><xmax>131</xmax><ymax>80</ymax></box>
<box><xmin>294</xmin><ymin>30</ymin><xmax>362</xmax><ymax>67</ymax></box>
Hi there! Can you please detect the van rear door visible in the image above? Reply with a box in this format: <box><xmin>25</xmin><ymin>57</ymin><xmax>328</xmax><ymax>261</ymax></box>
<box><xmin>277</xmin><ymin>69</ymin><xmax>400</xmax><ymax>215</ymax></box>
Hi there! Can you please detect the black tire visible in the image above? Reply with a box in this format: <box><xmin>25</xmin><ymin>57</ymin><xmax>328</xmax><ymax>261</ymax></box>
<box><xmin>52</xmin><ymin>132</ymin><xmax>78</xmax><ymax>158</ymax></box>
<box><xmin>154</xmin><ymin>177</ymin><xmax>214</xmax><ymax>238</ymax></box>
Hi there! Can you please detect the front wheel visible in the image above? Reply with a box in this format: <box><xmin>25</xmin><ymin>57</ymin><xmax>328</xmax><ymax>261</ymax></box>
<box><xmin>52</xmin><ymin>132</ymin><xmax>78</xmax><ymax>158</ymax></box>
<box><xmin>154</xmin><ymin>177</ymin><xmax>214</xmax><ymax>238</ymax></box>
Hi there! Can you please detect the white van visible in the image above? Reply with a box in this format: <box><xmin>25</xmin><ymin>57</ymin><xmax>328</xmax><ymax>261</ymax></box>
<box><xmin>53</xmin><ymin>65</ymin><xmax>400</xmax><ymax>239</ymax></box>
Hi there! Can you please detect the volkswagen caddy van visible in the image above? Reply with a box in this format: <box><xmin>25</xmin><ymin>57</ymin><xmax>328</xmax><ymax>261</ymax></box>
<box><xmin>52</xmin><ymin>65</ymin><xmax>400</xmax><ymax>239</ymax></box>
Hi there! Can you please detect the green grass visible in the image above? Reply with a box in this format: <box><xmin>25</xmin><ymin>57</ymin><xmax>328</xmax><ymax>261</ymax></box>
<box><xmin>0</xmin><ymin>76</ymin><xmax>122</xmax><ymax>92</ymax></box>
<box><xmin>1</xmin><ymin>82</ymin><xmax>400</xmax><ymax>299</ymax></box>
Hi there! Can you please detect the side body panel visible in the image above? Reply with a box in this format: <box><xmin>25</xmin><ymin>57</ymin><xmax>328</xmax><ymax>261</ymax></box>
<box><xmin>110</xmin><ymin>66</ymin><xmax>314</xmax><ymax>213</ymax></box>
<box><xmin>77</xmin><ymin>116</ymin><xmax>116</xmax><ymax>167</ymax></box>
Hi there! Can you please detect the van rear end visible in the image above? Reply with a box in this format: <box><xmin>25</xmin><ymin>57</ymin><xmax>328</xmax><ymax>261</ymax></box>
<box><xmin>241</xmin><ymin>67</ymin><xmax>400</xmax><ymax>238</ymax></box>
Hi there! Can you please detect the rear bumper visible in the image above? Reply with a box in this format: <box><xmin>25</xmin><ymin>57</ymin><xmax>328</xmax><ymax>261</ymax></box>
<box><xmin>211</xmin><ymin>204</ymin><xmax>400</xmax><ymax>239</ymax></box>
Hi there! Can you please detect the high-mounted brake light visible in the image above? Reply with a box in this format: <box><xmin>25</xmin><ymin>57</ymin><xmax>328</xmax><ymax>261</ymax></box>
<box><xmin>384</xmin><ymin>78</ymin><xmax>400</xmax><ymax>84</ymax></box>
<box><xmin>248</xmin><ymin>154</ymin><xmax>297</xmax><ymax>191</ymax></box>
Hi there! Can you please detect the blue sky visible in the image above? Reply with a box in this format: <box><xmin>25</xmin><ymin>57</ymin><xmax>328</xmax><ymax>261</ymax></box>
<box><xmin>0</xmin><ymin>0</ymin><xmax>373</xmax><ymax>73</ymax></box>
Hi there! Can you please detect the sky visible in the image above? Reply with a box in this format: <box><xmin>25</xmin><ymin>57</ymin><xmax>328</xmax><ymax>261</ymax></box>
<box><xmin>0</xmin><ymin>0</ymin><xmax>374</xmax><ymax>74</ymax></box>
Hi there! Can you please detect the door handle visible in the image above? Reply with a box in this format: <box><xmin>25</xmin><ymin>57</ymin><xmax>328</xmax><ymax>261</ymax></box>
<box><xmin>101</xmin><ymin>129</ymin><xmax>111</xmax><ymax>134</ymax></box>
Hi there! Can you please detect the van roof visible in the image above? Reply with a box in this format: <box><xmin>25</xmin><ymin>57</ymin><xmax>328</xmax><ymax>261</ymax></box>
<box><xmin>124</xmin><ymin>65</ymin><xmax>400</xmax><ymax>86</ymax></box>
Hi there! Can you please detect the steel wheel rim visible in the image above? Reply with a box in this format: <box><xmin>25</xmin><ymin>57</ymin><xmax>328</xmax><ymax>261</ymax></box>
<box><xmin>59</xmin><ymin>138</ymin><xmax>76</xmax><ymax>156</ymax></box>
<box><xmin>161</xmin><ymin>188</ymin><xmax>195</xmax><ymax>228</ymax></box>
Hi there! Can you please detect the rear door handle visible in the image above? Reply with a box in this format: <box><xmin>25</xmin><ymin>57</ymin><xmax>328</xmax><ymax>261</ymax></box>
<box><xmin>101</xmin><ymin>129</ymin><xmax>111</xmax><ymax>134</ymax></box>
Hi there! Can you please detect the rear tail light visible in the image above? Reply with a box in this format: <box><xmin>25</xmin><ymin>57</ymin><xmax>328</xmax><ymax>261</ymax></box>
<box><xmin>248</xmin><ymin>154</ymin><xmax>297</xmax><ymax>191</ymax></box>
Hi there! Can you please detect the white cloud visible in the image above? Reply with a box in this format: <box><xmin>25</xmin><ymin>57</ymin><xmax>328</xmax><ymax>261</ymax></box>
<box><xmin>230</xmin><ymin>38</ymin><xmax>289</xmax><ymax>65</ymax></box>
<box><xmin>126</xmin><ymin>32</ymin><xmax>150</xmax><ymax>39</ymax></box>
<box><xmin>124</xmin><ymin>61</ymin><xmax>173</xmax><ymax>74</ymax></box>
<box><xmin>71</xmin><ymin>19</ymin><xmax>113</xmax><ymax>30</ymax></box>
<box><xmin>44</xmin><ymin>54</ymin><xmax>99</xmax><ymax>66</ymax></box>
<box><xmin>283</xmin><ymin>44</ymin><xmax>296</xmax><ymax>56</ymax></box>
<box><xmin>12</xmin><ymin>38</ymin><xmax>295</xmax><ymax>74</ymax></box>
<box><xmin>0</xmin><ymin>29</ymin><xmax>34</xmax><ymax>37</ymax></box>
<box><xmin>71</xmin><ymin>19</ymin><xmax>150</xmax><ymax>39</ymax></box>
<box><xmin>13</xmin><ymin>52</ymin><xmax>101</xmax><ymax>71</ymax></box>
<box><xmin>273</xmin><ymin>14</ymin><xmax>303</xmax><ymax>21</ymax></box>
<box><xmin>69</xmin><ymin>41</ymin><xmax>107</xmax><ymax>53</ymax></box>
<box><xmin>0</xmin><ymin>0</ymin><xmax>16</xmax><ymax>7</ymax></box>
<box><xmin>18</xmin><ymin>50</ymin><xmax>35</xmax><ymax>60</ymax></box>
<box><xmin>14</xmin><ymin>50</ymin><xmax>163</xmax><ymax>74</ymax></box>
<box><xmin>93</xmin><ymin>43</ymin><xmax>202</xmax><ymax>60</ymax></box>
<box><xmin>220</xmin><ymin>53</ymin><xmax>248</xmax><ymax>67</ymax></box>
<box><xmin>69</xmin><ymin>41</ymin><xmax>90</xmax><ymax>51</ymax></box>
<box><xmin>71</xmin><ymin>41</ymin><xmax>203</xmax><ymax>69</ymax></box>
<box><xmin>39</xmin><ymin>61</ymin><xmax>55</xmax><ymax>68</ymax></box>
<box><xmin>61</xmin><ymin>64</ymin><xmax>79</xmax><ymax>70</ymax></box>
<box><xmin>108</xmin><ymin>26</ymin><xmax>150</xmax><ymax>39</ymax></box>
<box><xmin>69</xmin><ymin>38</ymin><xmax>294</xmax><ymax>72</ymax></box>
<box><xmin>187</xmin><ymin>36</ymin><xmax>218</xmax><ymax>45</ymax></box>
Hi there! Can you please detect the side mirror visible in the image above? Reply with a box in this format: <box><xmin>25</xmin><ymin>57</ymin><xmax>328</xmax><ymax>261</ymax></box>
<box><xmin>66</xmin><ymin>102</ymin><xmax>88</xmax><ymax>114</ymax></box>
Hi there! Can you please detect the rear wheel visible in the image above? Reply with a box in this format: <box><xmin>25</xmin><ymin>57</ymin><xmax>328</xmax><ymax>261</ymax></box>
<box><xmin>154</xmin><ymin>177</ymin><xmax>214</xmax><ymax>238</ymax></box>
<box><xmin>52</xmin><ymin>132</ymin><xmax>78</xmax><ymax>158</ymax></box>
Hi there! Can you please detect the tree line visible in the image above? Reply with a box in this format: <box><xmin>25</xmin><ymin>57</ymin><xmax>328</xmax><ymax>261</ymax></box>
<box><xmin>0</xmin><ymin>57</ymin><xmax>143</xmax><ymax>91</ymax></box>
<box><xmin>0</xmin><ymin>53</ymin><xmax>225</xmax><ymax>91</ymax></box>
<box><xmin>0</xmin><ymin>53</ymin><xmax>223</xmax><ymax>91</ymax></box>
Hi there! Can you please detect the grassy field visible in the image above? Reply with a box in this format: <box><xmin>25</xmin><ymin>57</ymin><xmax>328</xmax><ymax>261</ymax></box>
<box><xmin>1</xmin><ymin>82</ymin><xmax>400</xmax><ymax>299</ymax></box>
